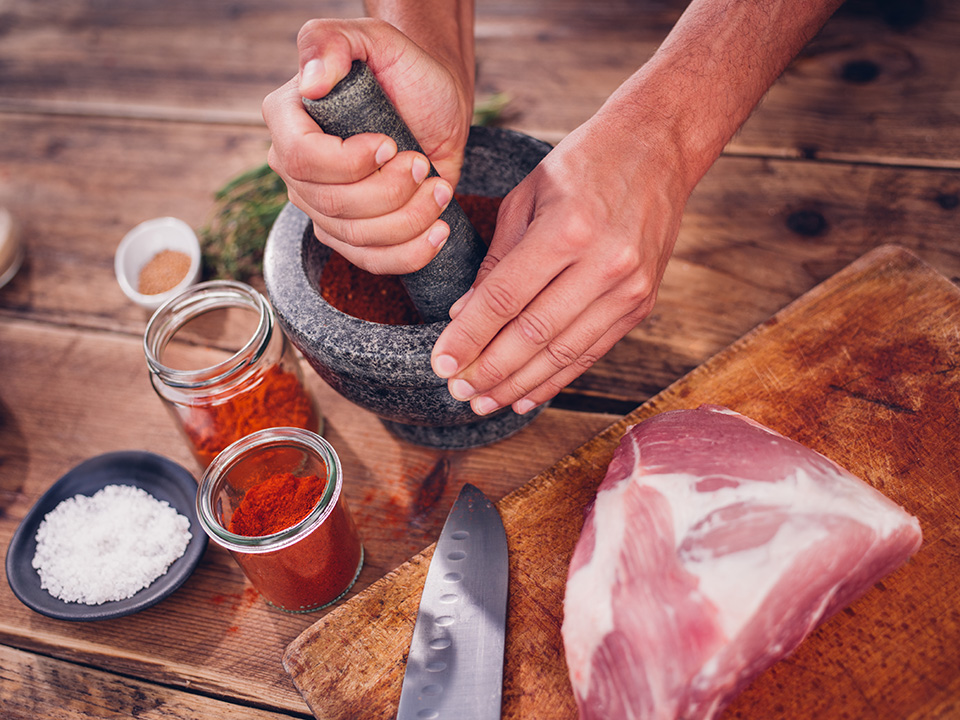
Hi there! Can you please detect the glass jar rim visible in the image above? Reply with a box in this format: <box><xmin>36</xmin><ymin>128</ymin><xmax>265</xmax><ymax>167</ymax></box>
<box><xmin>196</xmin><ymin>427</ymin><xmax>342</xmax><ymax>553</ymax></box>
<box><xmin>143</xmin><ymin>279</ymin><xmax>273</xmax><ymax>389</ymax></box>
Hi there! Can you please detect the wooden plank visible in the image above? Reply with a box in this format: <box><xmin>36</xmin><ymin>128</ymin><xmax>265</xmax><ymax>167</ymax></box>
<box><xmin>0</xmin><ymin>645</ymin><xmax>302</xmax><ymax>720</ymax></box>
<box><xmin>2</xmin><ymin>113</ymin><xmax>960</xmax><ymax>410</ymax></box>
<box><xmin>284</xmin><ymin>245</ymin><xmax>960</xmax><ymax>719</ymax></box>
<box><xmin>0</xmin><ymin>113</ymin><xmax>273</xmax><ymax>332</ymax></box>
<box><xmin>0</xmin><ymin>0</ymin><xmax>359</xmax><ymax>118</ymax></box>
<box><xmin>0</xmin><ymin>317</ymin><xmax>616</xmax><ymax>714</ymax></box>
<box><xmin>730</xmin><ymin>0</ymin><xmax>960</xmax><ymax>167</ymax></box>
<box><xmin>1</xmin><ymin>0</ymin><xmax>958</xmax><ymax>165</ymax></box>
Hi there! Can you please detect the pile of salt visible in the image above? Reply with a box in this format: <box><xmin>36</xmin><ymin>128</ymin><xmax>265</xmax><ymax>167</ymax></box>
<box><xmin>32</xmin><ymin>484</ymin><xmax>192</xmax><ymax>605</ymax></box>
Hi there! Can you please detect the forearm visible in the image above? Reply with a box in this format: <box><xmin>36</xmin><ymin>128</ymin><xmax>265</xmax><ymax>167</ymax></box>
<box><xmin>365</xmin><ymin>0</ymin><xmax>476</xmax><ymax>101</ymax></box>
<box><xmin>601</xmin><ymin>0</ymin><xmax>843</xmax><ymax>194</ymax></box>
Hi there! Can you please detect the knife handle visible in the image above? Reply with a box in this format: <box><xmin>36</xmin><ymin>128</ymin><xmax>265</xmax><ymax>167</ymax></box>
<box><xmin>302</xmin><ymin>60</ymin><xmax>486</xmax><ymax>324</ymax></box>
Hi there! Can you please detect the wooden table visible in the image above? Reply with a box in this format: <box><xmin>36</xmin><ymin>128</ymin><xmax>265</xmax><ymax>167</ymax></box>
<box><xmin>1</xmin><ymin>1</ymin><xmax>958</xmax><ymax>717</ymax></box>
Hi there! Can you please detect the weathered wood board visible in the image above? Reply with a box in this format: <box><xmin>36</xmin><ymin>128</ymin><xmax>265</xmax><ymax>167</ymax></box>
<box><xmin>284</xmin><ymin>245</ymin><xmax>960</xmax><ymax>719</ymax></box>
<box><xmin>0</xmin><ymin>645</ymin><xmax>295</xmax><ymax>720</ymax></box>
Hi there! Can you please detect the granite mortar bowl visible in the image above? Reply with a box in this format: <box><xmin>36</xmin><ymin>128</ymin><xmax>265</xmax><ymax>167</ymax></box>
<box><xmin>263</xmin><ymin>126</ymin><xmax>552</xmax><ymax>449</ymax></box>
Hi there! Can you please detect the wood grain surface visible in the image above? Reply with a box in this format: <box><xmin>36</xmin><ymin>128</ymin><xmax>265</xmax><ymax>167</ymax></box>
<box><xmin>3</xmin><ymin>0</ymin><xmax>960</xmax><ymax>717</ymax></box>
<box><xmin>284</xmin><ymin>245</ymin><xmax>960</xmax><ymax>719</ymax></box>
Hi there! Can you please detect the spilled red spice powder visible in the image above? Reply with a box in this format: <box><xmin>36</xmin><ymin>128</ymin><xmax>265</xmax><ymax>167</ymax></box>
<box><xmin>209</xmin><ymin>586</ymin><xmax>262</xmax><ymax>612</ymax></box>
<box><xmin>318</xmin><ymin>193</ymin><xmax>503</xmax><ymax>324</ymax></box>
<box><xmin>228</xmin><ymin>471</ymin><xmax>328</xmax><ymax>536</ymax></box>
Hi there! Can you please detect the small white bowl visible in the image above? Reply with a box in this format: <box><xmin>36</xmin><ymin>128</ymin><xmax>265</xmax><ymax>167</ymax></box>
<box><xmin>115</xmin><ymin>217</ymin><xmax>202</xmax><ymax>311</ymax></box>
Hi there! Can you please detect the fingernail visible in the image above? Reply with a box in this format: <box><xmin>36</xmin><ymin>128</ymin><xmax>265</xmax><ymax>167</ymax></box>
<box><xmin>434</xmin><ymin>182</ymin><xmax>452</xmax><ymax>208</ymax></box>
<box><xmin>412</xmin><ymin>155</ymin><xmax>430</xmax><ymax>183</ymax></box>
<box><xmin>427</xmin><ymin>224</ymin><xmax>449</xmax><ymax>249</ymax></box>
<box><xmin>449</xmin><ymin>378</ymin><xmax>476</xmax><ymax>401</ymax></box>
<box><xmin>474</xmin><ymin>396</ymin><xmax>500</xmax><ymax>416</ymax></box>
<box><xmin>514</xmin><ymin>398</ymin><xmax>537</xmax><ymax>415</ymax></box>
<box><xmin>449</xmin><ymin>287</ymin><xmax>474</xmax><ymax>318</ymax></box>
<box><xmin>301</xmin><ymin>58</ymin><xmax>325</xmax><ymax>92</ymax></box>
<box><xmin>376</xmin><ymin>140</ymin><xmax>396</xmax><ymax>166</ymax></box>
<box><xmin>433</xmin><ymin>354</ymin><xmax>459</xmax><ymax>378</ymax></box>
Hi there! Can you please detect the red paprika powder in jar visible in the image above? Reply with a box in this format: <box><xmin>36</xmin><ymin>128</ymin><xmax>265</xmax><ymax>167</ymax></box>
<box><xmin>197</xmin><ymin>427</ymin><xmax>363</xmax><ymax>612</ymax></box>
<box><xmin>144</xmin><ymin>280</ymin><xmax>321</xmax><ymax>467</ymax></box>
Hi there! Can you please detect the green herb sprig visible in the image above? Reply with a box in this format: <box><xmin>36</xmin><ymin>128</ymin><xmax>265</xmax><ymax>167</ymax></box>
<box><xmin>198</xmin><ymin>163</ymin><xmax>288</xmax><ymax>284</ymax></box>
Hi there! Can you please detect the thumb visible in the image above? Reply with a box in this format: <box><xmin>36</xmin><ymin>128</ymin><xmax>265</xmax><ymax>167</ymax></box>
<box><xmin>295</xmin><ymin>22</ymin><xmax>357</xmax><ymax>99</ymax></box>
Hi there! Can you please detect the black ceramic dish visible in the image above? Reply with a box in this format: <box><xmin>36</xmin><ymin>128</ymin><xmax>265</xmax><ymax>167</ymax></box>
<box><xmin>5</xmin><ymin>450</ymin><xmax>207</xmax><ymax>621</ymax></box>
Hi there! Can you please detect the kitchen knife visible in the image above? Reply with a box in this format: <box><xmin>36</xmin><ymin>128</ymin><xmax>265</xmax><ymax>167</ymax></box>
<box><xmin>396</xmin><ymin>483</ymin><xmax>509</xmax><ymax>720</ymax></box>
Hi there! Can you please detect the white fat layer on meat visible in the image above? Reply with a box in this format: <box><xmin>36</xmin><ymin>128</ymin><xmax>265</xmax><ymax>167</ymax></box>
<box><xmin>641</xmin><ymin>465</ymin><xmax>911</xmax><ymax>642</ymax></box>
<box><xmin>563</xmin><ymin>437</ymin><xmax>641</xmax><ymax>703</ymax></box>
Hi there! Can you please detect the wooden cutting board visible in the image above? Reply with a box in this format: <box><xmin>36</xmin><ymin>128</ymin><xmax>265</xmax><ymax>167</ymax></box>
<box><xmin>283</xmin><ymin>245</ymin><xmax>960</xmax><ymax>719</ymax></box>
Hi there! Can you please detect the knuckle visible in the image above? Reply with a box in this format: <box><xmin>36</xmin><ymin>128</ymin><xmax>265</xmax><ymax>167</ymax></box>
<box><xmin>297</xmin><ymin>19</ymin><xmax>323</xmax><ymax>45</ymax></box>
<box><xmin>574</xmin><ymin>348</ymin><xmax>603</xmax><ymax>373</ymax></box>
<box><xmin>622</xmin><ymin>273</ymin><xmax>656</xmax><ymax>307</ymax></box>
<box><xmin>603</xmin><ymin>244</ymin><xmax>643</xmax><ymax>282</ymax></box>
<box><xmin>476</xmin><ymin>278</ymin><xmax>522</xmax><ymax>321</ymax></box>
<box><xmin>513</xmin><ymin>310</ymin><xmax>554</xmax><ymax>347</ymax></box>
<box><xmin>312</xmin><ymin>186</ymin><xmax>347</xmax><ymax>219</ymax></box>
<box><xmin>560</xmin><ymin>210</ymin><xmax>595</xmax><ymax>249</ymax></box>
<box><xmin>283</xmin><ymin>146</ymin><xmax>315</xmax><ymax>184</ymax></box>
<box><xmin>383</xmin><ymin>178</ymin><xmax>412</xmax><ymax>212</ymax></box>
<box><xmin>531</xmin><ymin>375</ymin><xmax>564</xmax><ymax>401</ymax></box>
<box><xmin>474</xmin><ymin>255</ymin><xmax>501</xmax><ymax>284</ymax></box>
<box><xmin>542</xmin><ymin>338</ymin><xmax>583</xmax><ymax>371</ymax></box>
<box><xmin>473</xmin><ymin>353</ymin><xmax>508</xmax><ymax>386</ymax></box>
<box><xmin>266</xmin><ymin>145</ymin><xmax>281</xmax><ymax>175</ymax></box>
<box><xmin>342</xmin><ymin>147</ymin><xmax>375</xmax><ymax>183</ymax></box>
<box><xmin>399</xmin><ymin>208</ymin><xmax>432</xmax><ymax>241</ymax></box>
<box><xmin>502</xmin><ymin>374</ymin><xmax>535</xmax><ymax>401</ymax></box>
<box><xmin>338</xmin><ymin>223</ymin><xmax>375</xmax><ymax>248</ymax></box>
<box><xmin>448</xmin><ymin>318</ymin><xmax>488</xmax><ymax>353</ymax></box>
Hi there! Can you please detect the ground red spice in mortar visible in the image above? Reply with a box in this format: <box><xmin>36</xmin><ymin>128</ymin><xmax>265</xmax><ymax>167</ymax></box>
<box><xmin>318</xmin><ymin>193</ymin><xmax>503</xmax><ymax>324</ymax></box>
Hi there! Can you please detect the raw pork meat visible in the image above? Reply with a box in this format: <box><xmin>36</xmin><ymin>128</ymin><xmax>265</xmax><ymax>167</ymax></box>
<box><xmin>562</xmin><ymin>405</ymin><xmax>922</xmax><ymax>720</ymax></box>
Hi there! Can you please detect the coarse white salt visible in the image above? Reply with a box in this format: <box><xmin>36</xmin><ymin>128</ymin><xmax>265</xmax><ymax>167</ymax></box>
<box><xmin>32</xmin><ymin>484</ymin><xmax>192</xmax><ymax>605</ymax></box>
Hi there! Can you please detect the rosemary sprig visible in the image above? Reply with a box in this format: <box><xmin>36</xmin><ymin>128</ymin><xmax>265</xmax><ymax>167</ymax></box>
<box><xmin>198</xmin><ymin>162</ymin><xmax>288</xmax><ymax>284</ymax></box>
<box><xmin>473</xmin><ymin>92</ymin><xmax>511</xmax><ymax>127</ymax></box>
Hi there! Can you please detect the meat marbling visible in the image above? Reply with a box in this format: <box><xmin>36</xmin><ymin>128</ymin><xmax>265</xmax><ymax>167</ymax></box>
<box><xmin>562</xmin><ymin>404</ymin><xmax>922</xmax><ymax>720</ymax></box>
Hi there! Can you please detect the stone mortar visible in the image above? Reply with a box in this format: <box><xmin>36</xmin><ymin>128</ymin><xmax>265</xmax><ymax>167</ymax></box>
<box><xmin>263</xmin><ymin>125</ymin><xmax>552</xmax><ymax>449</ymax></box>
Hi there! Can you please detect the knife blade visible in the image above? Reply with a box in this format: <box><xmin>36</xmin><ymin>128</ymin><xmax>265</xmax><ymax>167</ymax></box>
<box><xmin>396</xmin><ymin>483</ymin><xmax>509</xmax><ymax>720</ymax></box>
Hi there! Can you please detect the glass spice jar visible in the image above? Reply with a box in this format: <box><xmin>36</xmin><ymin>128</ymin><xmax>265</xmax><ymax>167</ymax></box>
<box><xmin>197</xmin><ymin>427</ymin><xmax>364</xmax><ymax>612</ymax></box>
<box><xmin>144</xmin><ymin>280</ymin><xmax>321</xmax><ymax>468</ymax></box>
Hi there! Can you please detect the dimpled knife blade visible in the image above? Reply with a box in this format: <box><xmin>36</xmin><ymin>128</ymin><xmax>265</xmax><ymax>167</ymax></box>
<box><xmin>396</xmin><ymin>483</ymin><xmax>509</xmax><ymax>720</ymax></box>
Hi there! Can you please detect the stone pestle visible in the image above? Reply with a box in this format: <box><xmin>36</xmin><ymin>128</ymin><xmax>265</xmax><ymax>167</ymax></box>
<box><xmin>301</xmin><ymin>60</ymin><xmax>486</xmax><ymax>324</ymax></box>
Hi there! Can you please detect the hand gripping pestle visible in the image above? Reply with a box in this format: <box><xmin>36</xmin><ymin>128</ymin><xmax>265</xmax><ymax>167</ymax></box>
<box><xmin>301</xmin><ymin>60</ymin><xmax>487</xmax><ymax>324</ymax></box>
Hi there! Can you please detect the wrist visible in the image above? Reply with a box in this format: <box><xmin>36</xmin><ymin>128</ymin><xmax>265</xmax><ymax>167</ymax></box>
<box><xmin>598</xmin><ymin>0</ymin><xmax>843</xmax><ymax>196</ymax></box>
<box><xmin>365</xmin><ymin>0</ymin><xmax>475</xmax><ymax>129</ymax></box>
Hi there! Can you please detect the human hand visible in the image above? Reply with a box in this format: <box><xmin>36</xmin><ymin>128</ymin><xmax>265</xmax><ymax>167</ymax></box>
<box><xmin>421</xmin><ymin>0</ymin><xmax>842</xmax><ymax>415</ymax></box>
<box><xmin>262</xmin><ymin>18</ymin><xmax>474</xmax><ymax>275</ymax></box>
<box><xmin>430</xmin><ymin>113</ymin><xmax>692</xmax><ymax>416</ymax></box>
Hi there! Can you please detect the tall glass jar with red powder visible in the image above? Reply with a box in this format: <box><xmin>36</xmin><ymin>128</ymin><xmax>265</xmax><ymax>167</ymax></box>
<box><xmin>144</xmin><ymin>280</ymin><xmax>321</xmax><ymax>467</ymax></box>
<box><xmin>196</xmin><ymin>427</ymin><xmax>363</xmax><ymax>612</ymax></box>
